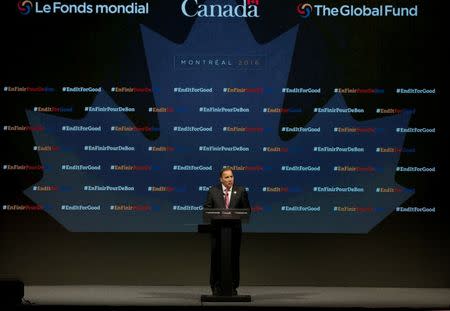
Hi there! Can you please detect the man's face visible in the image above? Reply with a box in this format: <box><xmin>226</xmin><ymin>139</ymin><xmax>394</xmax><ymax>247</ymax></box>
<box><xmin>220</xmin><ymin>170</ymin><xmax>234</xmax><ymax>189</ymax></box>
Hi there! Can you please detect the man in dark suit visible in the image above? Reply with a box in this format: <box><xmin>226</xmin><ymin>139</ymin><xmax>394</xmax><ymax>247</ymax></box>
<box><xmin>203</xmin><ymin>167</ymin><xmax>251</xmax><ymax>296</ymax></box>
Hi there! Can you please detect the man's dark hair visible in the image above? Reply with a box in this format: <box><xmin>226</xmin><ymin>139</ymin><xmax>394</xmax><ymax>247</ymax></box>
<box><xmin>220</xmin><ymin>166</ymin><xmax>233</xmax><ymax>177</ymax></box>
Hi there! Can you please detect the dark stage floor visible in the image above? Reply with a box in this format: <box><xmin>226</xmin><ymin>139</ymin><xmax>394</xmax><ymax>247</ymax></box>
<box><xmin>3</xmin><ymin>285</ymin><xmax>449</xmax><ymax>310</ymax></box>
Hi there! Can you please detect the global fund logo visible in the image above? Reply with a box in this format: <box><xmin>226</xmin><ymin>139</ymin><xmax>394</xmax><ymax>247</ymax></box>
<box><xmin>296</xmin><ymin>3</ymin><xmax>418</xmax><ymax>17</ymax></box>
<box><xmin>18</xmin><ymin>0</ymin><xmax>33</xmax><ymax>15</ymax></box>
<box><xmin>297</xmin><ymin>3</ymin><xmax>312</xmax><ymax>18</ymax></box>
<box><xmin>181</xmin><ymin>0</ymin><xmax>260</xmax><ymax>18</ymax></box>
<box><xmin>17</xmin><ymin>0</ymin><xmax>150</xmax><ymax>15</ymax></box>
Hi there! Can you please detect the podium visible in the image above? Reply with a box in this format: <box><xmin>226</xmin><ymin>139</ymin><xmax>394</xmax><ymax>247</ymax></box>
<box><xmin>199</xmin><ymin>208</ymin><xmax>251</xmax><ymax>302</ymax></box>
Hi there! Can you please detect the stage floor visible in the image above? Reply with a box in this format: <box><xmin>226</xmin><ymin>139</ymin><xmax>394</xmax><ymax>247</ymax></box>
<box><xmin>20</xmin><ymin>285</ymin><xmax>450</xmax><ymax>309</ymax></box>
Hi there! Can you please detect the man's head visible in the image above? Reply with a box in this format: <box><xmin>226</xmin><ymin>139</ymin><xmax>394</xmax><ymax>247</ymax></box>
<box><xmin>220</xmin><ymin>167</ymin><xmax>234</xmax><ymax>189</ymax></box>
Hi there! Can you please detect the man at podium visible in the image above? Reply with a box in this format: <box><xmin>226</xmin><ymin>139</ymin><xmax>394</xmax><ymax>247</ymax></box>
<box><xmin>203</xmin><ymin>167</ymin><xmax>250</xmax><ymax>296</ymax></box>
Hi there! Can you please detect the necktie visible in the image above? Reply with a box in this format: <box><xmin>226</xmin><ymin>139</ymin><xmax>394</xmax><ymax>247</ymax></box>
<box><xmin>225</xmin><ymin>189</ymin><xmax>230</xmax><ymax>209</ymax></box>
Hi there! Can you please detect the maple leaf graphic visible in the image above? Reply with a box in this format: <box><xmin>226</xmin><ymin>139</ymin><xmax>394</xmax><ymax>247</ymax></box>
<box><xmin>25</xmin><ymin>2</ymin><xmax>413</xmax><ymax>232</ymax></box>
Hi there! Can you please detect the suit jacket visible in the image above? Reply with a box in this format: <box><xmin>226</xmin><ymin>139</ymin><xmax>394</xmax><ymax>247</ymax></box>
<box><xmin>203</xmin><ymin>184</ymin><xmax>251</xmax><ymax>211</ymax></box>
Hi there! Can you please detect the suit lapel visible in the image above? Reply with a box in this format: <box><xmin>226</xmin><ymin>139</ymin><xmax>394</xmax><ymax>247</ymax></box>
<box><xmin>215</xmin><ymin>185</ymin><xmax>226</xmax><ymax>209</ymax></box>
<box><xmin>228</xmin><ymin>188</ymin><xmax>238</xmax><ymax>209</ymax></box>
<box><xmin>214</xmin><ymin>185</ymin><xmax>240</xmax><ymax>209</ymax></box>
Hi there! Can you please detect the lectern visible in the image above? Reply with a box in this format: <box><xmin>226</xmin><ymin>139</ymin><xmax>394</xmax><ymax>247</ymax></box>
<box><xmin>199</xmin><ymin>208</ymin><xmax>251</xmax><ymax>302</ymax></box>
